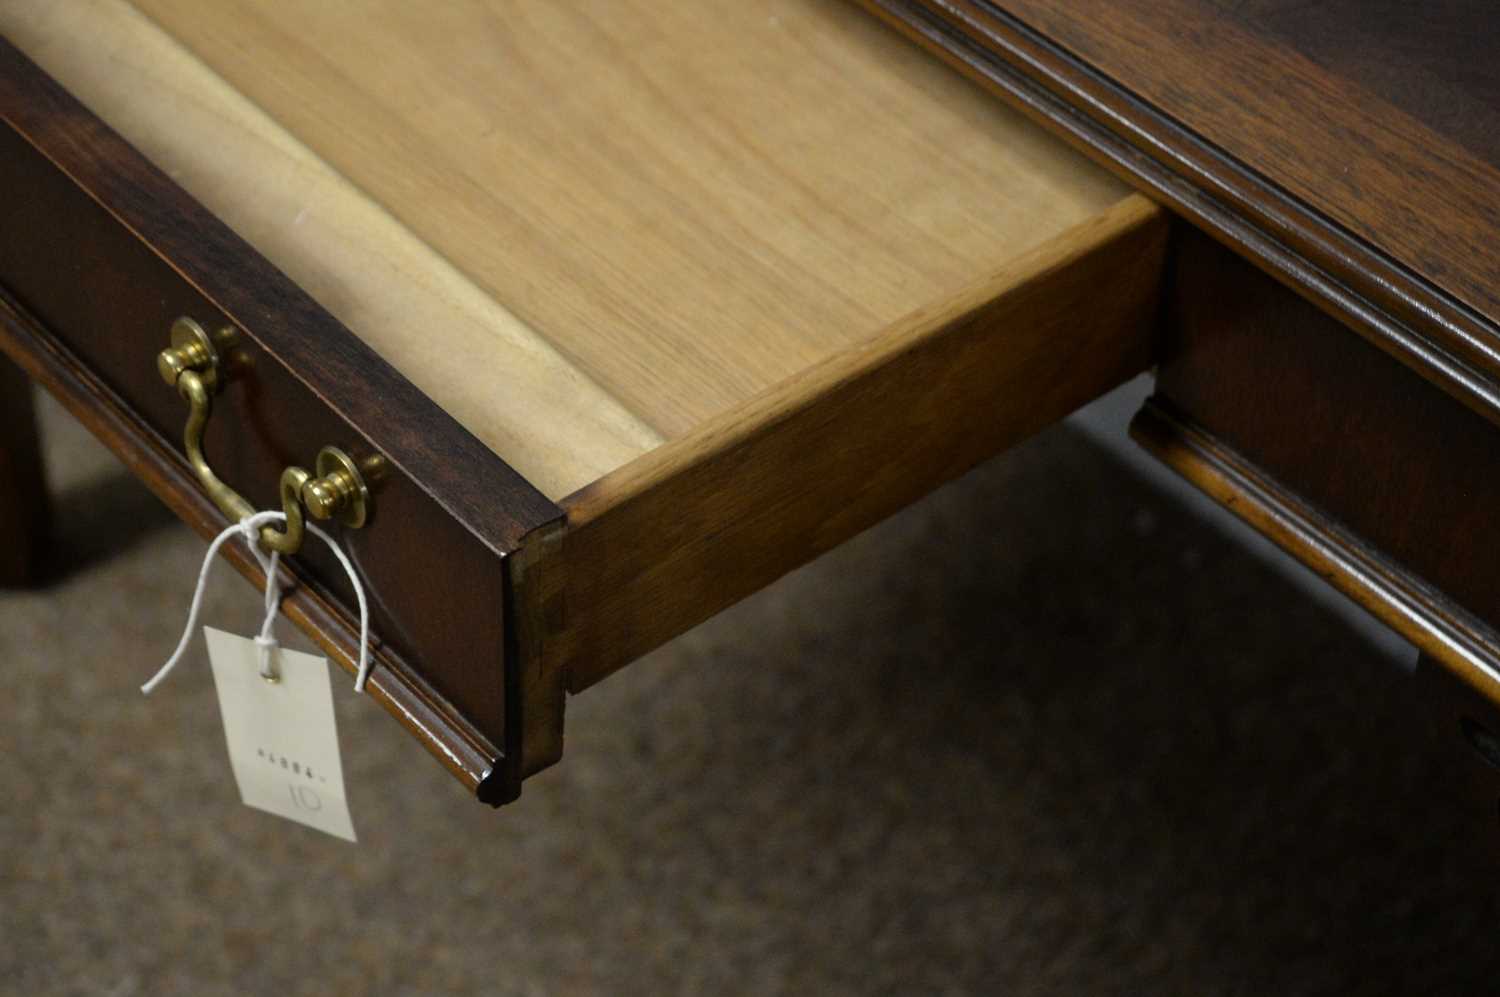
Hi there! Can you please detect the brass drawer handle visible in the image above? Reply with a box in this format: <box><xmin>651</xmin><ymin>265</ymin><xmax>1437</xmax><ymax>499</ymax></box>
<box><xmin>157</xmin><ymin>317</ymin><xmax>374</xmax><ymax>555</ymax></box>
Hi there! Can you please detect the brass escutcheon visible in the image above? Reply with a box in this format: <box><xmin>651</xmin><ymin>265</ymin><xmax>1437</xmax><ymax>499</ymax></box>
<box><xmin>158</xmin><ymin>316</ymin><xmax>377</xmax><ymax>554</ymax></box>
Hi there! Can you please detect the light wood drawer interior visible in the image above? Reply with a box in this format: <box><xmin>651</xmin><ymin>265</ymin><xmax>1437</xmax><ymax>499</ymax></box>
<box><xmin>5</xmin><ymin>0</ymin><xmax>1164</xmax><ymax>758</ymax></box>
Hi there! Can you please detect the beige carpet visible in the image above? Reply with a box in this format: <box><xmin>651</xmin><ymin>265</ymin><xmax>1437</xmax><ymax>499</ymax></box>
<box><xmin>3</xmin><ymin>392</ymin><xmax>1498</xmax><ymax>996</ymax></box>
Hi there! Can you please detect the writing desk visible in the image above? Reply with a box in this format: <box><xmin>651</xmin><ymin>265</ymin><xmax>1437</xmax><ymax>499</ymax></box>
<box><xmin>3</xmin><ymin>0</ymin><xmax>1496</xmax><ymax>809</ymax></box>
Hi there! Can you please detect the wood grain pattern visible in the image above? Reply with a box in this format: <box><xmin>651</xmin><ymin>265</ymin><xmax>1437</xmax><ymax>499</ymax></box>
<box><xmin>125</xmin><ymin>0</ymin><xmax>1128</xmax><ymax>437</ymax></box>
<box><xmin>0</xmin><ymin>0</ymin><xmax>662</xmax><ymax>501</ymax></box>
<box><xmin>0</xmin><ymin>351</ymin><xmax>47</xmax><ymax>587</ymax></box>
<box><xmin>858</xmin><ymin>0</ymin><xmax>1500</xmax><ymax>434</ymax></box>
<box><xmin>561</xmin><ymin>195</ymin><xmax>1165</xmax><ymax>691</ymax></box>
<box><xmin>1228</xmin><ymin>0</ymin><xmax>1500</xmax><ymax>169</ymax></box>
<box><xmin>994</xmin><ymin>0</ymin><xmax>1500</xmax><ymax>329</ymax></box>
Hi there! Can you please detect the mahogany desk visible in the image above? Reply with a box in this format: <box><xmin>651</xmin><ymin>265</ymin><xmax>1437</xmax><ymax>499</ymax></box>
<box><xmin>2</xmin><ymin>1</ymin><xmax>1497</xmax><ymax>812</ymax></box>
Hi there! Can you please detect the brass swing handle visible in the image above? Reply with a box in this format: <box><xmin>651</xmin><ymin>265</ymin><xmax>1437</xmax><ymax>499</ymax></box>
<box><xmin>157</xmin><ymin>317</ymin><xmax>373</xmax><ymax>555</ymax></box>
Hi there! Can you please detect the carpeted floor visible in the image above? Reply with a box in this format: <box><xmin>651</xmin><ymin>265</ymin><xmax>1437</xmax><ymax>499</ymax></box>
<box><xmin>4</xmin><ymin>390</ymin><xmax>1499</xmax><ymax>996</ymax></box>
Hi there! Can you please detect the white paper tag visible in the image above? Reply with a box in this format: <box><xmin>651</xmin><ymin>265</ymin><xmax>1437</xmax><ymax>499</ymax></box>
<box><xmin>204</xmin><ymin>626</ymin><xmax>357</xmax><ymax>842</ymax></box>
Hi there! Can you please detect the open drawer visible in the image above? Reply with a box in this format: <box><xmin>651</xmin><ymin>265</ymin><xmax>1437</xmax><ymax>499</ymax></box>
<box><xmin>0</xmin><ymin>0</ymin><xmax>1165</xmax><ymax>803</ymax></box>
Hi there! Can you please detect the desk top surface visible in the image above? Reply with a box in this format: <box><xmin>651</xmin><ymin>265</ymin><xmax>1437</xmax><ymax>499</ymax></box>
<box><xmin>1002</xmin><ymin>0</ymin><xmax>1500</xmax><ymax>331</ymax></box>
<box><xmin>874</xmin><ymin>0</ymin><xmax>1500</xmax><ymax>419</ymax></box>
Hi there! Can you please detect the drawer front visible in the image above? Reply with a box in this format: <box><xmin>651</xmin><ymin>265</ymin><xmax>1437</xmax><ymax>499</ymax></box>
<box><xmin>1135</xmin><ymin>228</ymin><xmax>1500</xmax><ymax>703</ymax></box>
<box><xmin>0</xmin><ymin>38</ymin><xmax>562</xmax><ymax>802</ymax></box>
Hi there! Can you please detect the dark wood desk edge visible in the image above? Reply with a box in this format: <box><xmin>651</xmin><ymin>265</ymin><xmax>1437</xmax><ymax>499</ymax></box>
<box><xmin>857</xmin><ymin>0</ymin><xmax>1500</xmax><ymax>431</ymax></box>
<box><xmin>1133</xmin><ymin>399</ymin><xmax>1500</xmax><ymax>711</ymax></box>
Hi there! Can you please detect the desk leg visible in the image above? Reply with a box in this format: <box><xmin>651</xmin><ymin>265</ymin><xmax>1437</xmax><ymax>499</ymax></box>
<box><xmin>0</xmin><ymin>352</ymin><xmax>48</xmax><ymax>586</ymax></box>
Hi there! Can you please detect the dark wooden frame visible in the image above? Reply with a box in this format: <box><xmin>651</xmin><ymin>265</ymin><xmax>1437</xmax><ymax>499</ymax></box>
<box><xmin>0</xmin><ymin>36</ymin><xmax>563</xmax><ymax>804</ymax></box>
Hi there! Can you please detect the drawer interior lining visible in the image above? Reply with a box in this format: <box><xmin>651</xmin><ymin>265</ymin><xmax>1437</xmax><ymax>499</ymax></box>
<box><xmin>123</xmin><ymin>0</ymin><xmax>1130</xmax><ymax>440</ymax></box>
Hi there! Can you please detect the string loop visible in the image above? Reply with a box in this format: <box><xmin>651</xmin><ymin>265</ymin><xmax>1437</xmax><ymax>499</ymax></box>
<box><xmin>141</xmin><ymin>510</ymin><xmax>372</xmax><ymax>695</ymax></box>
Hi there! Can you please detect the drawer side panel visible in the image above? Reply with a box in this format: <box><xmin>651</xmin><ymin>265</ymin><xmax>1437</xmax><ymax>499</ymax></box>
<box><xmin>562</xmin><ymin>195</ymin><xmax>1167</xmax><ymax>692</ymax></box>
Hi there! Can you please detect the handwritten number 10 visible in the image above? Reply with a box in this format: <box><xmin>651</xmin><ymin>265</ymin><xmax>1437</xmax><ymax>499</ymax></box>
<box><xmin>288</xmin><ymin>784</ymin><xmax>324</xmax><ymax>812</ymax></box>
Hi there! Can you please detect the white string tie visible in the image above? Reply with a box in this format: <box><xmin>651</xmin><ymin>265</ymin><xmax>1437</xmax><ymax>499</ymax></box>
<box><xmin>141</xmin><ymin>510</ymin><xmax>372</xmax><ymax>695</ymax></box>
<box><xmin>252</xmin><ymin>544</ymin><xmax>283</xmax><ymax>683</ymax></box>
